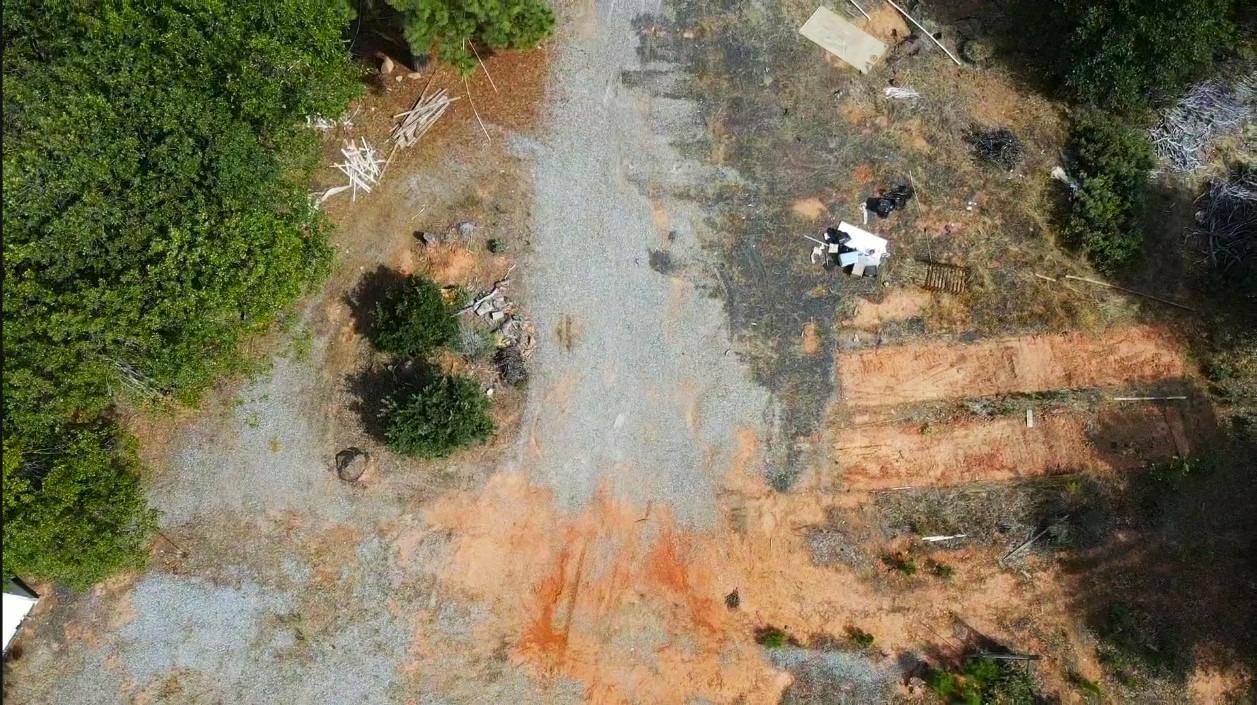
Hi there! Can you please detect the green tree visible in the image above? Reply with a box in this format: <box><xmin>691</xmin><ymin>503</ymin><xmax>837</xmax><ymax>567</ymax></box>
<box><xmin>3</xmin><ymin>428</ymin><xmax>158</xmax><ymax>589</ymax></box>
<box><xmin>1063</xmin><ymin>112</ymin><xmax>1156</xmax><ymax>272</ymax></box>
<box><xmin>388</xmin><ymin>0</ymin><xmax>555</xmax><ymax>75</ymax></box>
<box><xmin>370</xmin><ymin>275</ymin><xmax>462</xmax><ymax>357</ymax></box>
<box><xmin>3</xmin><ymin>1</ymin><xmax>359</xmax><ymax>587</ymax></box>
<box><xmin>383</xmin><ymin>374</ymin><xmax>495</xmax><ymax>458</ymax></box>
<box><xmin>2</xmin><ymin>0</ymin><xmax>360</xmax><ymax>440</ymax></box>
<box><xmin>1061</xmin><ymin>0</ymin><xmax>1237</xmax><ymax>113</ymax></box>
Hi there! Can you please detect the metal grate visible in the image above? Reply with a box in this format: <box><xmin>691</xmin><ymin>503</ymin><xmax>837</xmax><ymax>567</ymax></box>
<box><xmin>922</xmin><ymin>262</ymin><xmax>969</xmax><ymax>294</ymax></box>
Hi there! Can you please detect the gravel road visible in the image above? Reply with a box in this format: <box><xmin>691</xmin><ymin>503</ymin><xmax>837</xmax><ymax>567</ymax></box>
<box><xmin>514</xmin><ymin>0</ymin><xmax>774</xmax><ymax>527</ymax></box>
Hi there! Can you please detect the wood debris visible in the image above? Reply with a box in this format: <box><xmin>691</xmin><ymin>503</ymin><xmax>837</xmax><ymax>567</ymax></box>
<box><xmin>332</xmin><ymin>138</ymin><xmax>385</xmax><ymax>201</ymax></box>
<box><xmin>884</xmin><ymin>86</ymin><xmax>920</xmax><ymax>100</ymax></box>
<box><xmin>392</xmin><ymin>88</ymin><xmax>458</xmax><ymax>149</ymax></box>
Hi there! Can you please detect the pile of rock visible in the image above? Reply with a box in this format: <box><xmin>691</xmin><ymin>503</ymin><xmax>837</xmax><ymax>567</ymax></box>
<box><xmin>465</xmin><ymin>281</ymin><xmax>535</xmax><ymax>386</ymax></box>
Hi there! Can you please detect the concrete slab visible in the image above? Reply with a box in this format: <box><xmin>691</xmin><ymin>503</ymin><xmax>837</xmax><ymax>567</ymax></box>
<box><xmin>798</xmin><ymin>6</ymin><xmax>886</xmax><ymax>74</ymax></box>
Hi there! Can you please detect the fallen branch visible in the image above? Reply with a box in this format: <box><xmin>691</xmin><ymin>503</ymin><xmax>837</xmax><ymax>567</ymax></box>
<box><xmin>999</xmin><ymin>520</ymin><xmax>1065</xmax><ymax>565</ymax></box>
<box><xmin>464</xmin><ymin>76</ymin><xmax>491</xmax><ymax>142</ymax></box>
<box><xmin>469</xmin><ymin>42</ymin><xmax>499</xmax><ymax>94</ymax></box>
<box><xmin>1113</xmin><ymin>395</ymin><xmax>1187</xmax><ymax>401</ymax></box>
<box><xmin>922</xmin><ymin>534</ymin><xmax>967</xmax><ymax>542</ymax></box>
<box><xmin>1062</xmin><ymin>275</ymin><xmax>1197</xmax><ymax>312</ymax></box>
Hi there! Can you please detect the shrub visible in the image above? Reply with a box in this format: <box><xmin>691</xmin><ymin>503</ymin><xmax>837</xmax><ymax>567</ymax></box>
<box><xmin>371</xmin><ymin>276</ymin><xmax>461</xmax><ymax>357</ymax></box>
<box><xmin>388</xmin><ymin>0</ymin><xmax>555</xmax><ymax>75</ymax></box>
<box><xmin>1060</xmin><ymin>0</ymin><xmax>1238</xmax><ymax>114</ymax></box>
<box><xmin>3</xmin><ymin>427</ymin><xmax>158</xmax><ymax>588</ymax></box>
<box><xmin>930</xmin><ymin>560</ymin><xmax>955</xmax><ymax>579</ymax></box>
<box><xmin>884</xmin><ymin>552</ymin><xmax>917</xmax><ymax>575</ymax></box>
<box><xmin>1204</xmin><ymin>330</ymin><xmax>1257</xmax><ymax>412</ymax></box>
<box><xmin>1063</xmin><ymin>112</ymin><xmax>1156</xmax><ymax>272</ymax></box>
<box><xmin>846</xmin><ymin>626</ymin><xmax>875</xmax><ymax>649</ymax></box>
<box><xmin>382</xmin><ymin>374</ymin><xmax>494</xmax><ymax>458</ymax></box>
<box><xmin>928</xmin><ymin>657</ymin><xmax>1040</xmax><ymax>705</ymax></box>
<box><xmin>754</xmin><ymin>626</ymin><xmax>792</xmax><ymax>648</ymax></box>
<box><xmin>1068</xmin><ymin>671</ymin><xmax>1103</xmax><ymax>699</ymax></box>
<box><xmin>2</xmin><ymin>1</ymin><xmax>360</xmax><ymax>440</ymax></box>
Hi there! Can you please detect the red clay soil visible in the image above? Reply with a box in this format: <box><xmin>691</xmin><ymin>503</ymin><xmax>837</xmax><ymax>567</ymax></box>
<box><xmin>833</xmin><ymin>405</ymin><xmax>1198</xmax><ymax>491</ymax></box>
<box><xmin>838</xmin><ymin>325</ymin><xmax>1187</xmax><ymax>407</ymax></box>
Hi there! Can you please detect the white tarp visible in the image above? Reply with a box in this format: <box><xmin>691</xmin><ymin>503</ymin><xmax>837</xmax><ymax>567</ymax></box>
<box><xmin>3</xmin><ymin>589</ymin><xmax>37</xmax><ymax>652</ymax></box>
<box><xmin>837</xmin><ymin>221</ymin><xmax>889</xmax><ymax>257</ymax></box>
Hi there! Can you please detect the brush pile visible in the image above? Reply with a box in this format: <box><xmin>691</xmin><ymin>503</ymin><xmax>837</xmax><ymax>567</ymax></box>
<box><xmin>965</xmin><ymin>127</ymin><xmax>1024</xmax><ymax>170</ymax></box>
<box><xmin>1192</xmin><ymin>167</ymin><xmax>1257</xmax><ymax>274</ymax></box>
<box><xmin>1150</xmin><ymin>74</ymin><xmax>1255</xmax><ymax>173</ymax></box>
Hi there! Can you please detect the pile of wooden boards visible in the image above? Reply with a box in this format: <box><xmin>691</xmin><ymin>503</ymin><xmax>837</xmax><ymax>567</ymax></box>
<box><xmin>392</xmin><ymin>88</ymin><xmax>458</xmax><ymax>149</ymax></box>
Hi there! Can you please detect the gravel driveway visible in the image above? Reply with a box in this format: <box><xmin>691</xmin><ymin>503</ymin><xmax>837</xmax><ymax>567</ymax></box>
<box><xmin>1</xmin><ymin>1</ymin><xmax>778</xmax><ymax>702</ymax></box>
<box><xmin>515</xmin><ymin>0</ymin><xmax>774</xmax><ymax>527</ymax></box>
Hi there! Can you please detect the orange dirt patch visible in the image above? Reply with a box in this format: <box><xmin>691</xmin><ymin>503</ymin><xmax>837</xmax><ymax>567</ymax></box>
<box><xmin>421</xmin><ymin>473</ymin><xmax>793</xmax><ymax>705</ymax></box>
<box><xmin>858</xmin><ymin>3</ymin><xmax>910</xmax><ymax>43</ymax></box>
<box><xmin>801</xmin><ymin>321</ymin><xmax>822</xmax><ymax>355</ymax></box>
<box><xmin>651</xmin><ymin>200</ymin><xmax>671</xmax><ymax>234</ymax></box>
<box><xmin>834</xmin><ymin>406</ymin><xmax>1192</xmax><ymax>491</ymax></box>
<box><xmin>1187</xmin><ymin>664</ymin><xmax>1255</xmax><ymax>704</ymax></box>
<box><xmin>838</xmin><ymin>99</ymin><xmax>873</xmax><ymax>126</ymax></box>
<box><xmin>416</xmin><ymin>466</ymin><xmax>1105</xmax><ymax>704</ymax></box>
<box><xmin>839</xmin><ymin>325</ymin><xmax>1187</xmax><ymax>407</ymax></box>
<box><xmin>421</xmin><ymin>243</ymin><xmax>509</xmax><ymax>287</ymax></box>
<box><xmin>790</xmin><ymin>197</ymin><xmax>827</xmax><ymax>221</ymax></box>
<box><xmin>844</xmin><ymin>288</ymin><xmax>933</xmax><ymax>329</ymax></box>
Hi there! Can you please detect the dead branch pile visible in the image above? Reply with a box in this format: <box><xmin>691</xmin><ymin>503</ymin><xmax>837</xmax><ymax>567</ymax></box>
<box><xmin>1150</xmin><ymin>74</ymin><xmax>1255</xmax><ymax>173</ymax></box>
<box><xmin>333</xmin><ymin>138</ymin><xmax>385</xmax><ymax>201</ymax></box>
<box><xmin>964</xmin><ymin>127</ymin><xmax>1023</xmax><ymax>170</ymax></box>
<box><xmin>392</xmin><ymin>88</ymin><xmax>458</xmax><ymax>148</ymax></box>
<box><xmin>1191</xmin><ymin>168</ymin><xmax>1257</xmax><ymax>272</ymax></box>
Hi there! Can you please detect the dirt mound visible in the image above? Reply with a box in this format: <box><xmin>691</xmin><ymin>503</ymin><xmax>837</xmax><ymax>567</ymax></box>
<box><xmin>838</xmin><ymin>325</ymin><xmax>1187</xmax><ymax>407</ymax></box>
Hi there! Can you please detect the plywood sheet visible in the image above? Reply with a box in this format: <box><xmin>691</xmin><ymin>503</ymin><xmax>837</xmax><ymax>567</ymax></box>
<box><xmin>798</xmin><ymin>6</ymin><xmax>886</xmax><ymax>74</ymax></box>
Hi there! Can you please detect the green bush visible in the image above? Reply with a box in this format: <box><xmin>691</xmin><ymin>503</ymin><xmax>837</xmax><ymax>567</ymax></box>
<box><xmin>1094</xmin><ymin>603</ymin><xmax>1178</xmax><ymax>681</ymax></box>
<box><xmin>371</xmin><ymin>276</ymin><xmax>461</xmax><ymax>357</ymax></box>
<box><xmin>928</xmin><ymin>657</ymin><xmax>1040</xmax><ymax>705</ymax></box>
<box><xmin>1068</xmin><ymin>671</ymin><xmax>1103</xmax><ymax>699</ymax></box>
<box><xmin>3</xmin><ymin>427</ymin><xmax>158</xmax><ymax>589</ymax></box>
<box><xmin>884</xmin><ymin>552</ymin><xmax>917</xmax><ymax>575</ymax></box>
<box><xmin>754</xmin><ymin>626</ymin><xmax>791</xmax><ymax>648</ymax></box>
<box><xmin>388</xmin><ymin>0</ymin><xmax>555</xmax><ymax>75</ymax></box>
<box><xmin>846</xmin><ymin>626</ymin><xmax>875</xmax><ymax>649</ymax></box>
<box><xmin>3</xmin><ymin>1</ymin><xmax>360</xmax><ymax>440</ymax></box>
<box><xmin>1060</xmin><ymin>0</ymin><xmax>1238</xmax><ymax>113</ymax></box>
<box><xmin>1063</xmin><ymin>112</ymin><xmax>1156</xmax><ymax>272</ymax></box>
<box><xmin>382</xmin><ymin>374</ymin><xmax>494</xmax><ymax>458</ymax></box>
